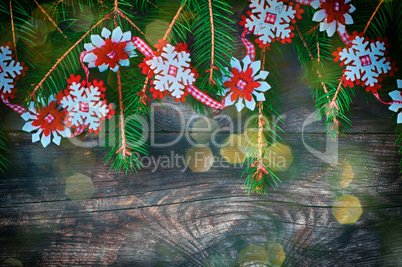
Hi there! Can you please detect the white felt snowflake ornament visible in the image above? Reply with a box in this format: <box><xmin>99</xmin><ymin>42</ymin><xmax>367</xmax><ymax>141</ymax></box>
<box><xmin>333</xmin><ymin>34</ymin><xmax>397</xmax><ymax>93</ymax></box>
<box><xmin>240</xmin><ymin>0</ymin><xmax>303</xmax><ymax>48</ymax></box>
<box><xmin>0</xmin><ymin>43</ymin><xmax>26</xmax><ymax>98</ymax></box>
<box><xmin>21</xmin><ymin>95</ymin><xmax>71</xmax><ymax>148</ymax></box>
<box><xmin>57</xmin><ymin>74</ymin><xmax>112</xmax><ymax>134</ymax></box>
<box><xmin>146</xmin><ymin>43</ymin><xmax>196</xmax><ymax>100</ymax></box>
<box><xmin>311</xmin><ymin>0</ymin><xmax>355</xmax><ymax>37</ymax></box>
<box><xmin>388</xmin><ymin>80</ymin><xmax>402</xmax><ymax>123</ymax></box>
<box><xmin>220</xmin><ymin>55</ymin><xmax>271</xmax><ymax>112</ymax></box>
<box><xmin>83</xmin><ymin>27</ymin><xmax>137</xmax><ymax>72</ymax></box>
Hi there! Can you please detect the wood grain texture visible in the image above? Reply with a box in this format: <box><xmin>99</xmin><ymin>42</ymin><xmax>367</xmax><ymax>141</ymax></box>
<box><xmin>0</xmin><ymin>131</ymin><xmax>401</xmax><ymax>266</ymax></box>
<box><xmin>0</xmin><ymin>7</ymin><xmax>401</xmax><ymax>265</ymax></box>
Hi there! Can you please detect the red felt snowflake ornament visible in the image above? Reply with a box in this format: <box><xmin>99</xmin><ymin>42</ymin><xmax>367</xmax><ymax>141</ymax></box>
<box><xmin>240</xmin><ymin>0</ymin><xmax>303</xmax><ymax>49</ymax></box>
<box><xmin>333</xmin><ymin>32</ymin><xmax>398</xmax><ymax>93</ymax></box>
<box><xmin>141</xmin><ymin>40</ymin><xmax>198</xmax><ymax>102</ymax></box>
<box><xmin>0</xmin><ymin>42</ymin><xmax>28</xmax><ymax>99</ymax></box>
<box><xmin>56</xmin><ymin>74</ymin><xmax>115</xmax><ymax>134</ymax></box>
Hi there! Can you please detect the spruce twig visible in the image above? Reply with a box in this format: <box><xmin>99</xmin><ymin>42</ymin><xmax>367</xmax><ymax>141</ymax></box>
<box><xmin>29</xmin><ymin>13</ymin><xmax>111</xmax><ymax>99</ymax></box>
<box><xmin>138</xmin><ymin>76</ymin><xmax>150</xmax><ymax>106</ymax></box>
<box><xmin>116</xmin><ymin>69</ymin><xmax>131</xmax><ymax>158</ymax></box>
<box><xmin>9</xmin><ymin>0</ymin><xmax>17</xmax><ymax>60</ymax></box>
<box><xmin>33</xmin><ymin>0</ymin><xmax>67</xmax><ymax>39</ymax></box>
<box><xmin>295</xmin><ymin>25</ymin><xmax>329</xmax><ymax>94</ymax></box>
<box><xmin>162</xmin><ymin>0</ymin><xmax>188</xmax><ymax>42</ymax></box>
<box><xmin>363</xmin><ymin>0</ymin><xmax>385</xmax><ymax>35</ymax></box>
<box><xmin>249</xmin><ymin>47</ymin><xmax>271</xmax><ymax>192</ymax></box>
<box><xmin>206</xmin><ymin>0</ymin><xmax>217</xmax><ymax>85</ymax></box>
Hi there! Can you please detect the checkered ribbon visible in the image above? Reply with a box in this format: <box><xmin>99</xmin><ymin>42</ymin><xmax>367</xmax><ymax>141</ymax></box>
<box><xmin>372</xmin><ymin>92</ymin><xmax>393</xmax><ymax>105</ymax></box>
<box><xmin>0</xmin><ymin>93</ymin><xmax>26</xmax><ymax>114</ymax></box>
<box><xmin>132</xmin><ymin>37</ymin><xmax>154</xmax><ymax>58</ymax></box>
<box><xmin>80</xmin><ymin>51</ymin><xmax>90</xmax><ymax>82</ymax></box>
<box><xmin>338</xmin><ymin>30</ymin><xmax>352</xmax><ymax>45</ymax></box>
<box><xmin>241</xmin><ymin>29</ymin><xmax>255</xmax><ymax>61</ymax></box>
<box><xmin>130</xmin><ymin>37</ymin><xmax>226</xmax><ymax>110</ymax></box>
<box><xmin>186</xmin><ymin>85</ymin><xmax>224</xmax><ymax>109</ymax></box>
<box><xmin>71</xmin><ymin>123</ymin><xmax>85</xmax><ymax>137</ymax></box>
<box><xmin>294</xmin><ymin>0</ymin><xmax>311</xmax><ymax>5</ymax></box>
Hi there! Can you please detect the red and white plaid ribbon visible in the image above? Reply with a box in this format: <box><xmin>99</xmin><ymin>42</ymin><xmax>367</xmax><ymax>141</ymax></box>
<box><xmin>241</xmin><ymin>29</ymin><xmax>255</xmax><ymax>61</ymax></box>
<box><xmin>372</xmin><ymin>92</ymin><xmax>393</xmax><ymax>105</ymax></box>
<box><xmin>131</xmin><ymin>37</ymin><xmax>226</xmax><ymax>110</ymax></box>
<box><xmin>70</xmin><ymin>123</ymin><xmax>85</xmax><ymax>137</ymax></box>
<box><xmin>338</xmin><ymin>29</ymin><xmax>352</xmax><ymax>45</ymax></box>
<box><xmin>186</xmin><ymin>85</ymin><xmax>224</xmax><ymax>109</ymax></box>
<box><xmin>80</xmin><ymin>51</ymin><xmax>90</xmax><ymax>82</ymax></box>
<box><xmin>1</xmin><ymin>93</ymin><xmax>26</xmax><ymax>114</ymax></box>
<box><xmin>132</xmin><ymin>37</ymin><xmax>154</xmax><ymax>58</ymax></box>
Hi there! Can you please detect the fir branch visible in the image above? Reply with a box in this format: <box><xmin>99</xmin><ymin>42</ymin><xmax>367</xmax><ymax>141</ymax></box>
<box><xmin>147</xmin><ymin>0</ymin><xmax>158</xmax><ymax>9</ymax></box>
<box><xmin>206</xmin><ymin>0</ymin><xmax>216</xmax><ymax>84</ymax></box>
<box><xmin>0</xmin><ymin>118</ymin><xmax>8</xmax><ymax>173</ymax></box>
<box><xmin>118</xmin><ymin>9</ymin><xmax>147</xmax><ymax>37</ymax></box>
<box><xmin>243</xmin><ymin>45</ymin><xmax>284</xmax><ymax>194</ymax></box>
<box><xmin>295</xmin><ymin>25</ymin><xmax>328</xmax><ymax>95</ymax></box>
<box><xmin>138</xmin><ymin>75</ymin><xmax>150</xmax><ymax>106</ymax></box>
<box><xmin>116</xmin><ymin>69</ymin><xmax>131</xmax><ymax>158</ymax></box>
<box><xmin>102</xmin><ymin>65</ymin><xmax>149</xmax><ymax>172</ymax></box>
<box><xmin>363</xmin><ymin>0</ymin><xmax>385</xmax><ymax>35</ymax></box>
<box><xmin>33</xmin><ymin>0</ymin><xmax>67</xmax><ymax>39</ymax></box>
<box><xmin>191</xmin><ymin>0</ymin><xmax>235</xmax><ymax>96</ymax></box>
<box><xmin>163</xmin><ymin>0</ymin><xmax>188</xmax><ymax>42</ymax></box>
<box><xmin>28</xmin><ymin>13</ymin><xmax>111</xmax><ymax>100</ymax></box>
<box><xmin>9</xmin><ymin>0</ymin><xmax>17</xmax><ymax>59</ymax></box>
<box><xmin>293</xmin><ymin>21</ymin><xmax>347</xmax><ymax>138</ymax></box>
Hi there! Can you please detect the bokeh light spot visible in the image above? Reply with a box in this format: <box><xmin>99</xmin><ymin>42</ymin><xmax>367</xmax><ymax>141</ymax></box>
<box><xmin>65</xmin><ymin>173</ymin><xmax>94</xmax><ymax>201</ymax></box>
<box><xmin>263</xmin><ymin>142</ymin><xmax>293</xmax><ymax>172</ymax></box>
<box><xmin>266</xmin><ymin>242</ymin><xmax>286</xmax><ymax>266</ymax></box>
<box><xmin>190</xmin><ymin>117</ymin><xmax>219</xmax><ymax>144</ymax></box>
<box><xmin>220</xmin><ymin>134</ymin><xmax>246</xmax><ymax>164</ymax></box>
<box><xmin>185</xmin><ymin>145</ymin><xmax>214</xmax><ymax>172</ymax></box>
<box><xmin>332</xmin><ymin>195</ymin><xmax>363</xmax><ymax>224</ymax></box>
<box><xmin>340</xmin><ymin>162</ymin><xmax>354</xmax><ymax>188</ymax></box>
<box><xmin>238</xmin><ymin>244</ymin><xmax>268</xmax><ymax>266</ymax></box>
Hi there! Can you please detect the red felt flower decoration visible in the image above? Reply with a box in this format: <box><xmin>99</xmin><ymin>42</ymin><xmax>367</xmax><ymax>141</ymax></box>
<box><xmin>224</xmin><ymin>67</ymin><xmax>261</xmax><ymax>102</ymax></box>
<box><xmin>32</xmin><ymin>101</ymin><xmax>67</xmax><ymax>138</ymax></box>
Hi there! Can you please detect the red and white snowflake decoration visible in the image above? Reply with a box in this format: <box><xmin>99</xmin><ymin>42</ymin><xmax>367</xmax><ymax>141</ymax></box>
<box><xmin>145</xmin><ymin>43</ymin><xmax>197</xmax><ymax>101</ymax></box>
<box><xmin>56</xmin><ymin>74</ymin><xmax>114</xmax><ymax>134</ymax></box>
<box><xmin>333</xmin><ymin>33</ymin><xmax>398</xmax><ymax>93</ymax></box>
<box><xmin>388</xmin><ymin>80</ymin><xmax>402</xmax><ymax>123</ymax></box>
<box><xmin>240</xmin><ymin>0</ymin><xmax>303</xmax><ymax>48</ymax></box>
<box><xmin>0</xmin><ymin>43</ymin><xmax>27</xmax><ymax>99</ymax></box>
<box><xmin>220</xmin><ymin>55</ymin><xmax>271</xmax><ymax>111</ymax></box>
<box><xmin>21</xmin><ymin>95</ymin><xmax>71</xmax><ymax>148</ymax></box>
<box><xmin>311</xmin><ymin>0</ymin><xmax>355</xmax><ymax>37</ymax></box>
<box><xmin>82</xmin><ymin>27</ymin><xmax>137</xmax><ymax>72</ymax></box>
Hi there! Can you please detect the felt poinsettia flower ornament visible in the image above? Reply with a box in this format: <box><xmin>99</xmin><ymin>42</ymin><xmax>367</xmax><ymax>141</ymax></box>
<box><xmin>388</xmin><ymin>80</ymin><xmax>402</xmax><ymax>123</ymax></box>
<box><xmin>83</xmin><ymin>26</ymin><xmax>137</xmax><ymax>72</ymax></box>
<box><xmin>220</xmin><ymin>55</ymin><xmax>271</xmax><ymax>111</ymax></box>
<box><xmin>311</xmin><ymin>0</ymin><xmax>355</xmax><ymax>37</ymax></box>
<box><xmin>21</xmin><ymin>95</ymin><xmax>71</xmax><ymax>148</ymax></box>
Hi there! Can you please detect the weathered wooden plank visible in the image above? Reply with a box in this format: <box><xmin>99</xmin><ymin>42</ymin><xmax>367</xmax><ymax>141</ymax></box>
<box><xmin>0</xmin><ymin>132</ymin><xmax>401</xmax><ymax>265</ymax></box>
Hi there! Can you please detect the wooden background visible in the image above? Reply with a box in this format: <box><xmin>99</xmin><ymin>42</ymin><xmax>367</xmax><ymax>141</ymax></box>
<box><xmin>1</xmin><ymin>10</ymin><xmax>402</xmax><ymax>267</ymax></box>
